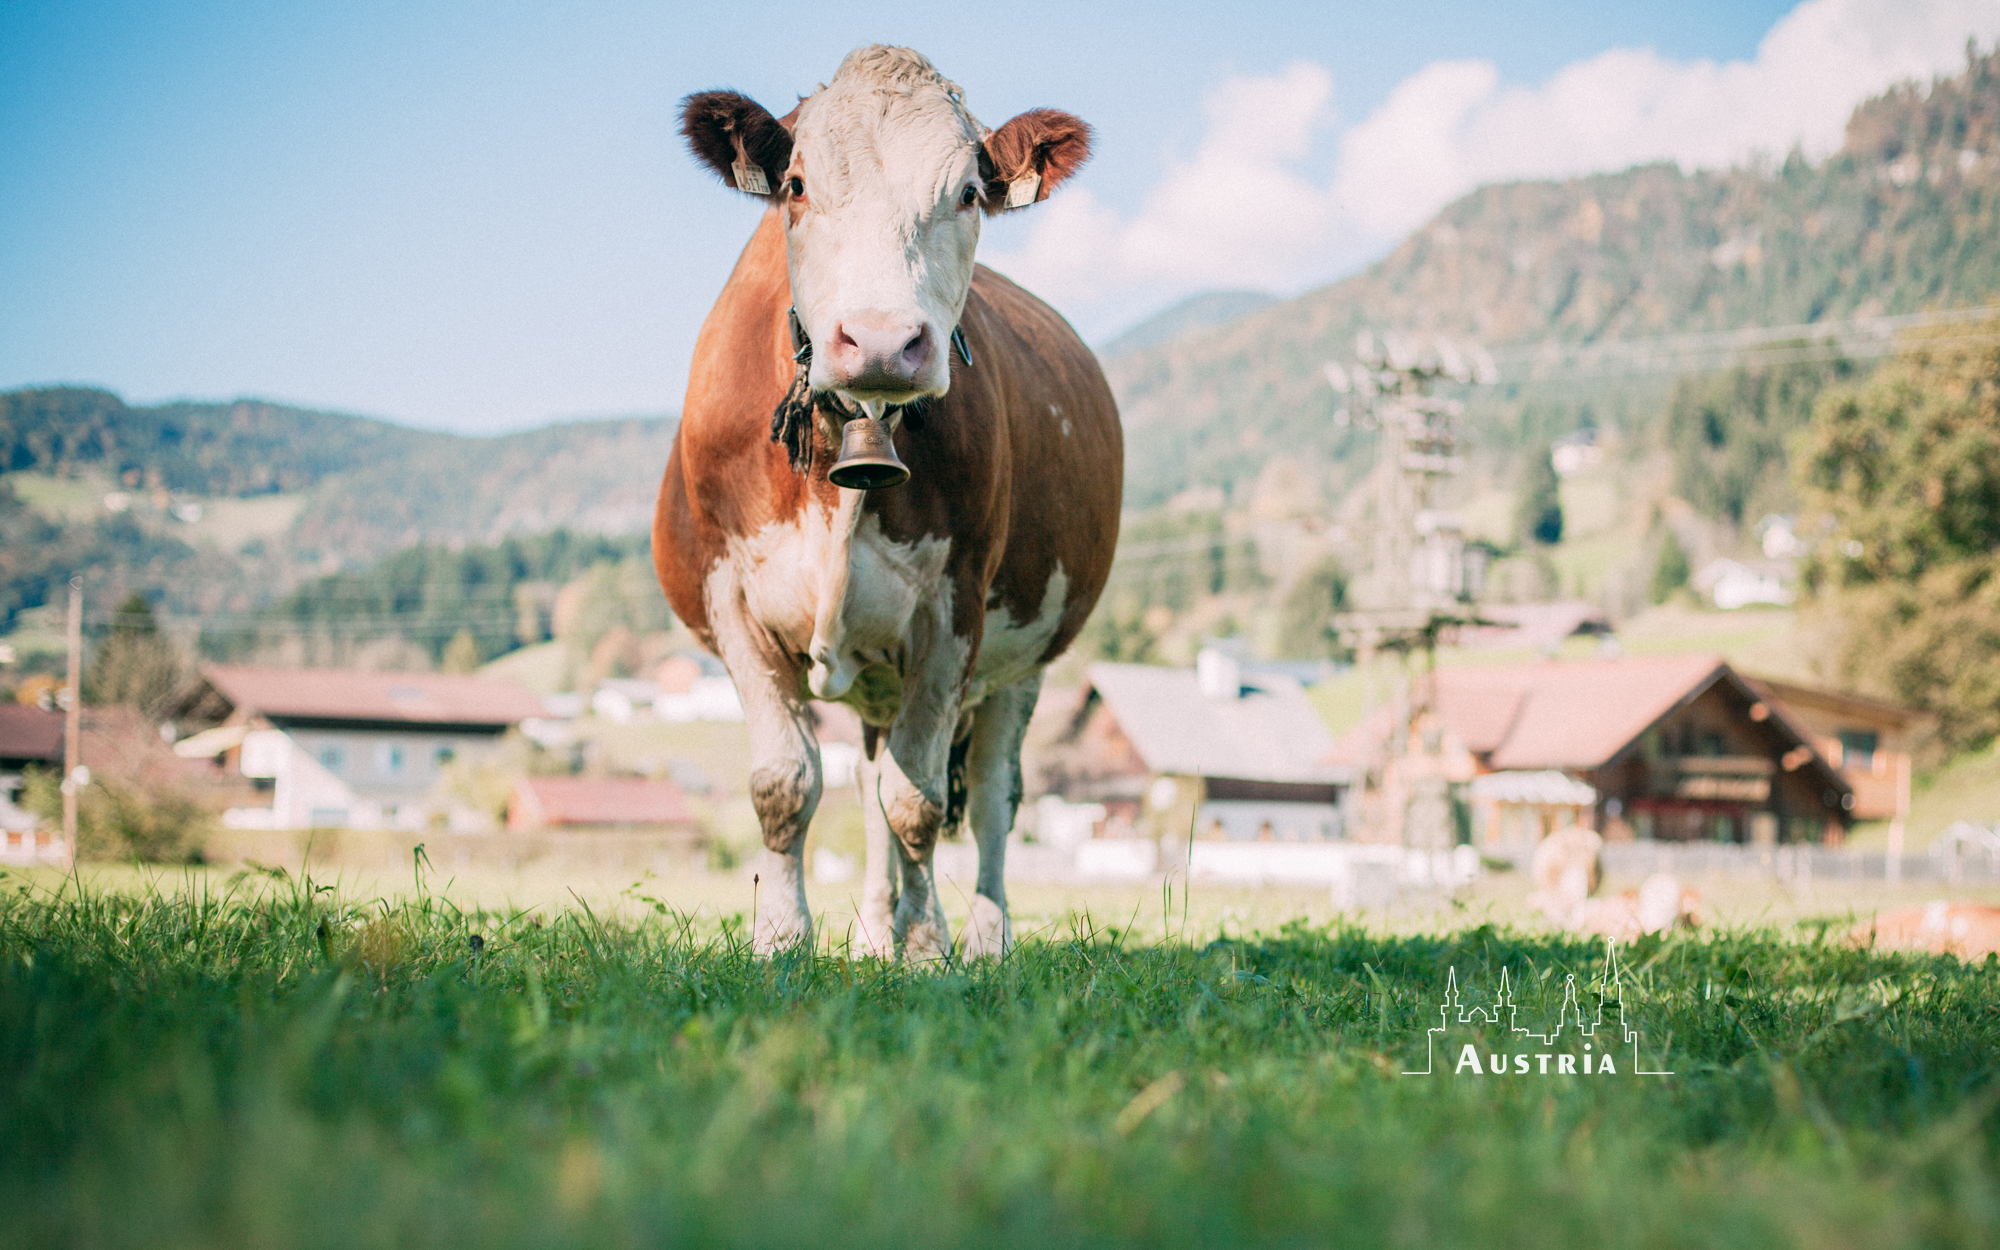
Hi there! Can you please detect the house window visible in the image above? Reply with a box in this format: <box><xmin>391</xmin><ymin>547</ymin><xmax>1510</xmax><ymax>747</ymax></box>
<box><xmin>434</xmin><ymin>745</ymin><xmax>456</xmax><ymax>767</ymax></box>
<box><xmin>375</xmin><ymin>742</ymin><xmax>405</xmax><ymax>775</ymax></box>
<box><xmin>308</xmin><ymin>807</ymin><xmax>348</xmax><ymax>828</ymax></box>
<box><xmin>318</xmin><ymin>745</ymin><xmax>345</xmax><ymax>773</ymax></box>
<box><xmin>1838</xmin><ymin>729</ymin><xmax>1879</xmax><ymax>770</ymax></box>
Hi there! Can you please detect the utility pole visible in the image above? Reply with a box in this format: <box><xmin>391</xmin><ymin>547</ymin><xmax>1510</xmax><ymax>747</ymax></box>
<box><xmin>62</xmin><ymin>575</ymin><xmax>82</xmax><ymax>855</ymax></box>
<box><xmin>1327</xmin><ymin>332</ymin><xmax>1495</xmax><ymax>852</ymax></box>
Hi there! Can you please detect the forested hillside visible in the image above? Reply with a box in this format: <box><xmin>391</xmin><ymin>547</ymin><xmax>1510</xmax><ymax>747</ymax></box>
<box><xmin>0</xmin><ymin>388</ymin><xmax>449</xmax><ymax>495</ymax></box>
<box><xmin>0</xmin><ymin>387</ymin><xmax>676</xmax><ymax>632</ymax></box>
<box><xmin>1105</xmin><ymin>45</ymin><xmax>2000</xmax><ymax>508</ymax></box>
<box><xmin>214</xmin><ymin>530</ymin><xmax>656</xmax><ymax>668</ymax></box>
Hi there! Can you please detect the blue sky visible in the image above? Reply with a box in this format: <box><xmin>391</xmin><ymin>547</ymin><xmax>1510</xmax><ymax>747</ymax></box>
<box><xmin>1</xmin><ymin>0</ymin><xmax>1990</xmax><ymax>432</ymax></box>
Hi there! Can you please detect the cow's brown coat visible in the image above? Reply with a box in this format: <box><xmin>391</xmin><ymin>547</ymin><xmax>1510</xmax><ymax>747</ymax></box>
<box><xmin>653</xmin><ymin>209</ymin><xmax>1121</xmax><ymax>695</ymax></box>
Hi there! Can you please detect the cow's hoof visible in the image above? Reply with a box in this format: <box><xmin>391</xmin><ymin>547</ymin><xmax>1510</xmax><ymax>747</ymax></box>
<box><xmin>752</xmin><ymin>910</ymin><xmax>813</xmax><ymax>956</ymax></box>
<box><xmin>961</xmin><ymin>894</ymin><xmax>1010</xmax><ymax>960</ymax></box>
<box><xmin>856</xmin><ymin>900</ymin><xmax>897</xmax><ymax>959</ymax></box>
<box><xmin>895</xmin><ymin>901</ymin><xmax>952</xmax><ymax>964</ymax></box>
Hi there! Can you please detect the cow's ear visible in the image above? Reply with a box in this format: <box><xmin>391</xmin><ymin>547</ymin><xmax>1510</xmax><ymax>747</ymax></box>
<box><xmin>680</xmin><ymin>90</ymin><xmax>794</xmax><ymax>196</ymax></box>
<box><xmin>980</xmin><ymin>109</ymin><xmax>1092</xmax><ymax>214</ymax></box>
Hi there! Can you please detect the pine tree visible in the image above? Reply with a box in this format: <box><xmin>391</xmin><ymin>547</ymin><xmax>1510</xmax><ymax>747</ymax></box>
<box><xmin>1516</xmin><ymin>445</ymin><xmax>1564</xmax><ymax>546</ymax></box>
<box><xmin>1650</xmin><ymin>532</ymin><xmax>1691</xmax><ymax>604</ymax></box>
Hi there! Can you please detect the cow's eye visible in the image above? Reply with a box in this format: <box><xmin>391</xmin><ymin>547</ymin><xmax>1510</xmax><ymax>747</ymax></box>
<box><xmin>788</xmin><ymin>177</ymin><xmax>806</xmax><ymax>198</ymax></box>
<box><xmin>959</xmin><ymin>185</ymin><xmax>978</xmax><ymax>208</ymax></box>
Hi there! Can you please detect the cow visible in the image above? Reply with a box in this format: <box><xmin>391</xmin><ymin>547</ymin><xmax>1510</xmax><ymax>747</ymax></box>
<box><xmin>1852</xmin><ymin>901</ymin><xmax>2000</xmax><ymax>960</ymax></box>
<box><xmin>655</xmin><ymin>46</ymin><xmax>1122</xmax><ymax>959</ymax></box>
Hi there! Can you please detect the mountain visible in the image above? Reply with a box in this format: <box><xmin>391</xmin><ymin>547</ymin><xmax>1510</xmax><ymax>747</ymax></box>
<box><xmin>0</xmin><ymin>388</ymin><xmax>677</xmax><ymax>630</ymax></box>
<box><xmin>1097</xmin><ymin>290</ymin><xmax>1278</xmax><ymax>357</ymax></box>
<box><xmin>1101</xmin><ymin>45</ymin><xmax>2000</xmax><ymax>509</ymax></box>
<box><xmin>0</xmin><ymin>388</ymin><xmax>448</xmax><ymax>496</ymax></box>
<box><xmin>283</xmin><ymin>416</ymin><xmax>674</xmax><ymax>568</ymax></box>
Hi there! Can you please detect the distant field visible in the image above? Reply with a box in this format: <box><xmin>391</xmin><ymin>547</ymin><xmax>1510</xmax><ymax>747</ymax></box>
<box><xmin>1</xmin><ymin>872</ymin><xmax>1994</xmax><ymax>1248</ymax></box>
<box><xmin>1</xmin><ymin>468</ymin><xmax>106</xmax><ymax>519</ymax></box>
<box><xmin>183</xmin><ymin>490</ymin><xmax>307</xmax><ymax>550</ymax></box>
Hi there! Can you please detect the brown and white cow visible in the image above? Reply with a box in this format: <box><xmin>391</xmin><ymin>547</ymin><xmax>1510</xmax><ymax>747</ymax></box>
<box><xmin>655</xmin><ymin>46</ymin><xmax>1121</xmax><ymax>958</ymax></box>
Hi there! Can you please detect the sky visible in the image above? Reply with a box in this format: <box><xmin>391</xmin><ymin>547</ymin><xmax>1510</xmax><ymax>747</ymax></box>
<box><xmin>2</xmin><ymin>0</ymin><xmax>1996</xmax><ymax>433</ymax></box>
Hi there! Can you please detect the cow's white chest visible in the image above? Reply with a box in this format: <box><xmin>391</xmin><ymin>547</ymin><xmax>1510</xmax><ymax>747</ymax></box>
<box><xmin>708</xmin><ymin>492</ymin><xmax>1068</xmax><ymax>723</ymax></box>
<box><xmin>710</xmin><ymin>492</ymin><xmax>946</xmax><ymax>716</ymax></box>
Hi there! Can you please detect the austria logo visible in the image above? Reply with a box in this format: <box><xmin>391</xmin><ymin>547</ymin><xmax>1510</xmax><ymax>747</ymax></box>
<box><xmin>1401</xmin><ymin>940</ymin><xmax>1673</xmax><ymax>1078</ymax></box>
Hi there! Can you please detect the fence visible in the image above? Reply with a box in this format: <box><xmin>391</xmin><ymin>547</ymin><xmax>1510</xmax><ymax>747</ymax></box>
<box><xmin>1599</xmin><ymin>840</ymin><xmax>2000</xmax><ymax>885</ymax></box>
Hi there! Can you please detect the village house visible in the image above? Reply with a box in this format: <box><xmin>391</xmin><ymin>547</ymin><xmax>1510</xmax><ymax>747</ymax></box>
<box><xmin>1332</xmin><ymin>653</ymin><xmax>1858</xmax><ymax>849</ymax></box>
<box><xmin>0</xmin><ymin>705</ymin><xmax>64</xmax><ymax>856</ymax></box>
<box><xmin>1692</xmin><ymin>557</ymin><xmax>1795</xmax><ymax>610</ymax></box>
<box><xmin>1041</xmin><ymin>649</ymin><xmax>1354</xmax><ymax>846</ymax></box>
<box><xmin>0</xmin><ymin>704</ymin><xmax>63</xmax><ymax>799</ymax></box>
<box><xmin>1742</xmin><ymin>677</ymin><xmax>1927</xmax><ymax>823</ymax></box>
<box><xmin>172</xmin><ymin>666</ymin><xmax>543</xmax><ymax>832</ymax></box>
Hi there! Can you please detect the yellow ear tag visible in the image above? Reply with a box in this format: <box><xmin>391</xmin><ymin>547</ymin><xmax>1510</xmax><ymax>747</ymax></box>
<box><xmin>732</xmin><ymin>161</ymin><xmax>770</xmax><ymax>195</ymax></box>
<box><xmin>1005</xmin><ymin>171</ymin><xmax>1041</xmax><ymax>209</ymax></box>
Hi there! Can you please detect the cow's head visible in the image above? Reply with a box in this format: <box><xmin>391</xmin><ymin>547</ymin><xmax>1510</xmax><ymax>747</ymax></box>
<box><xmin>682</xmin><ymin>46</ymin><xmax>1090</xmax><ymax>406</ymax></box>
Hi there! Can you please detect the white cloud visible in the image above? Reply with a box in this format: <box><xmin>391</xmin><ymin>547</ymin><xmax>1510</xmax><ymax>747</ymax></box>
<box><xmin>985</xmin><ymin>0</ymin><xmax>2000</xmax><ymax>340</ymax></box>
<box><xmin>983</xmin><ymin>62</ymin><xmax>1340</xmax><ymax>311</ymax></box>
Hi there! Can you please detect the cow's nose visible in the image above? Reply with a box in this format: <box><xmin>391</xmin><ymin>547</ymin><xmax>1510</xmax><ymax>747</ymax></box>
<box><xmin>825</xmin><ymin>313</ymin><xmax>933</xmax><ymax>392</ymax></box>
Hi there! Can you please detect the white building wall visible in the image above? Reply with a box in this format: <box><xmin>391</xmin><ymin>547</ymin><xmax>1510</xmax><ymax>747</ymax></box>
<box><xmin>228</xmin><ymin>726</ymin><xmax>501</xmax><ymax>831</ymax></box>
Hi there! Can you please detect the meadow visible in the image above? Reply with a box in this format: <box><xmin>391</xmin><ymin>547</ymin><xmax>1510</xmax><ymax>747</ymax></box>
<box><xmin>1</xmin><ymin>867</ymin><xmax>1996</xmax><ymax>1249</ymax></box>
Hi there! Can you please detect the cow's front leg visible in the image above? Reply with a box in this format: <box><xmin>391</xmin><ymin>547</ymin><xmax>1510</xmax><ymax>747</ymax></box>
<box><xmin>874</xmin><ymin>639</ymin><xmax>966</xmax><ymax>962</ymax></box>
<box><xmin>961</xmin><ymin>673</ymin><xmax>1040</xmax><ymax>959</ymax></box>
<box><xmin>716</xmin><ymin>636</ymin><xmax>822</xmax><ymax>954</ymax></box>
<box><xmin>854</xmin><ymin>738</ymin><xmax>899</xmax><ymax>959</ymax></box>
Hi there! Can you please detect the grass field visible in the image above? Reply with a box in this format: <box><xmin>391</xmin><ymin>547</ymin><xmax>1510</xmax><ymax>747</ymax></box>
<box><xmin>3</xmin><ymin>869</ymin><xmax>1996</xmax><ymax>1249</ymax></box>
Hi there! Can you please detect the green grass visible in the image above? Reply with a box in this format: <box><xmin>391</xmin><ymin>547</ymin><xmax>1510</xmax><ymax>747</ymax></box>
<box><xmin>2</xmin><ymin>872</ymin><xmax>1996</xmax><ymax>1249</ymax></box>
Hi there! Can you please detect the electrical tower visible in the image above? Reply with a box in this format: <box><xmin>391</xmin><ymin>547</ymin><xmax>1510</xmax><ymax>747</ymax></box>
<box><xmin>1326</xmin><ymin>331</ymin><xmax>1495</xmax><ymax>851</ymax></box>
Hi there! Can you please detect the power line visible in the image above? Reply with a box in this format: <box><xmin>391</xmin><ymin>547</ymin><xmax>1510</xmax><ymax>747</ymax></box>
<box><xmin>1480</xmin><ymin>303</ymin><xmax>2000</xmax><ymax>384</ymax></box>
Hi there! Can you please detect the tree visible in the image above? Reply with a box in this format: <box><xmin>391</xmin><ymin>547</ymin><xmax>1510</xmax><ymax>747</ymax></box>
<box><xmin>1794</xmin><ymin>320</ymin><xmax>2000</xmax><ymax>750</ymax></box>
<box><xmin>1273</xmin><ymin>556</ymin><xmax>1350</xmax><ymax>659</ymax></box>
<box><xmin>84</xmin><ymin>593</ymin><xmax>189</xmax><ymax>720</ymax></box>
<box><xmin>1664</xmin><ymin>356</ymin><xmax>1850</xmax><ymax>524</ymax></box>
<box><xmin>440</xmin><ymin>628</ymin><xmax>483</xmax><ymax>674</ymax></box>
<box><xmin>1650</xmin><ymin>532</ymin><xmax>1691</xmax><ymax>604</ymax></box>
<box><xmin>1516</xmin><ymin>444</ymin><xmax>1564</xmax><ymax>546</ymax></box>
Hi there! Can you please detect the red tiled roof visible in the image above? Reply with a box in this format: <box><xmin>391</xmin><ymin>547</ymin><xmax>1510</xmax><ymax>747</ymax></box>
<box><xmin>1482</xmin><ymin>653</ymin><xmax>1726</xmax><ymax>770</ymax></box>
<box><xmin>202</xmin><ymin>665</ymin><xmax>543</xmax><ymax>728</ymax></box>
<box><xmin>1328</xmin><ymin>653</ymin><xmax>1732</xmax><ymax>770</ymax></box>
<box><xmin>509</xmin><ymin>776</ymin><xmax>698</xmax><ymax>828</ymax></box>
<box><xmin>0</xmin><ymin>705</ymin><xmax>64</xmax><ymax>764</ymax></box>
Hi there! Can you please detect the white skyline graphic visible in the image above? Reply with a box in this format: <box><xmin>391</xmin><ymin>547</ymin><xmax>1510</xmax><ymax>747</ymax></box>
<box><xmin>1402</xmin><ymin>940</ymin><xmax>1674</xmax><ymax>1077</ymax></box>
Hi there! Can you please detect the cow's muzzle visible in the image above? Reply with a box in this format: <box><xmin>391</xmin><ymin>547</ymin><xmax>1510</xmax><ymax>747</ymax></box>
<box><xmin>823</xmin><ymin>313</ymin><xmax>936</xmax><ymax>398</ymax></box>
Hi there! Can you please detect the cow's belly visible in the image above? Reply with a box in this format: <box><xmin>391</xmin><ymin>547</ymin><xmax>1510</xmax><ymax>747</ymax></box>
<box><xmin>967</xmin><ymin>564</ymin><xmax>1069</xmax><ymax>702</ymax></box>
